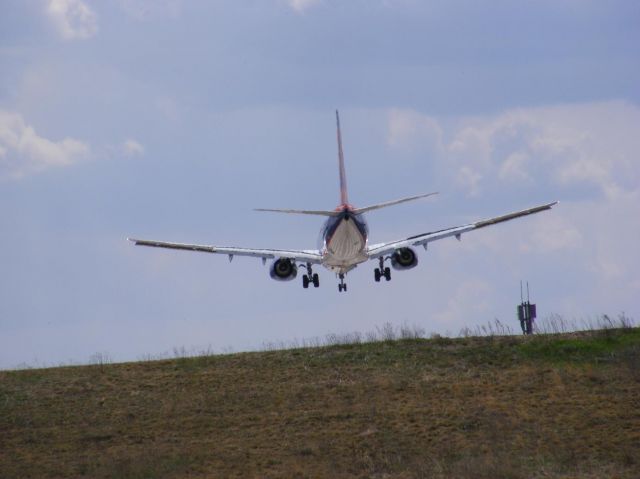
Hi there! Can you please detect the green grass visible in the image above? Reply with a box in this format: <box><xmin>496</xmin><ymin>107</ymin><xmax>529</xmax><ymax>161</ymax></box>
<box><xmin>517</xmin><ymin>327</ymin><xmax>640</xmax><ymax>362</ymax></box>
<box><xmin>1</xmin><ymin>328</ymin><xmax>639</xmax><ymax>478</ymax></box>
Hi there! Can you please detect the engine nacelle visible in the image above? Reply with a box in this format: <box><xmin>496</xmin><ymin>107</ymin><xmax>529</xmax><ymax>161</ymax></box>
<box><xmin>391</xmin><ymin>247</ymin><xmax>418</xmax><ymax>270</ymax></box>
<box><xmin>269</xmin><ymin>258</ymin><xmax>298</xmax><ymax>281</ymax></box>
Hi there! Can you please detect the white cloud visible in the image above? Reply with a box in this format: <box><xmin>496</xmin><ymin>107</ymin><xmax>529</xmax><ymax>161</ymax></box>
<box><xmin>456</xmin><ymin>165</ymin><xmax>483</xmax><ymax>196</ymax></box>
<box><xmin>0</xmin><ymin>110</ymin><xmax>90</xmax><ymax>179</ymax></box>
<box><xmin>46</xmin><ymin>0</ymin><xmax>98</xmax><ymax>40</ymax></box>
<box><xmin>286</xmin><ymin>0</ymin><xmax>322</xmax><ymax>14</ymax></box>
<box><xmin>526</xmin><ymin>213</ymin><xmax>583</xmax><ymax>253</ymax></box>
<box><xmin>123</xmin><ymin>139</ymin><xmax>145</xmax><ymax>157</ymax></box>
<box><xmin>450</xmin><ymin>101</ymin><xmax>640</xmax><ymax>197</ymax></box>
<box><xmin>387</xmin><ymin>108</ymin><xmax>443</xmax><ymax>153</ymax></box>
<box><xmin>388</xmin><ymin>101</ymin><xmax>640</xmax><ymax>198</ymax></box>
<box><xmin>499</xmin><ymin>151</ymin><xmax>531</xmax><ymax>182</ymax></box>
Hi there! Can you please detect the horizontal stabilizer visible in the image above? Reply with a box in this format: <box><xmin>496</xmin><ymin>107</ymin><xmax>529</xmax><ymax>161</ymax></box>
<box><xmin>254</xmin><ymin>208</ymin><xmax>341</xmax><ymax>217</ymax></box>
<box><xmin>353</xmin><ymin>192</ymin><xmax>438</xmax><ymax>214</ymax></box>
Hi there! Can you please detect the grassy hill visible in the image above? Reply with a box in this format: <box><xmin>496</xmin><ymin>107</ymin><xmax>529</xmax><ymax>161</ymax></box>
<box><xmin>1</xmin><ymin>328</ymin><xmax>639</xmax><ymax>478</ymax></box>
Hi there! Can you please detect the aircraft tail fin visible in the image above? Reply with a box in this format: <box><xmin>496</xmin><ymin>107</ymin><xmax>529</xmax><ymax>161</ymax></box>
<box><xmin>336</xmin><ymin>110</ymin><xmax>349</xmax><ymax>206</ymax></box>
<box><xmin>255</xmin><ymin>112</ymin><xmax>436</xmax><ymax>217</ymax></box>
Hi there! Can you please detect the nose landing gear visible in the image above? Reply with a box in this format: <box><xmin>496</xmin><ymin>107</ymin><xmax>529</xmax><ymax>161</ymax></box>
<box><xmin>338</xmin><ymin>273</ymin><xmax>347</xmax><ymax>292</ymax></box>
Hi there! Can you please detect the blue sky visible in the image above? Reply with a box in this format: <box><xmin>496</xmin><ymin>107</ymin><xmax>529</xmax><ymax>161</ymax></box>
<box><xmin>1</xmin><ymin>0</ymin><xmax>639</xmax><ymax>368</ymax></box>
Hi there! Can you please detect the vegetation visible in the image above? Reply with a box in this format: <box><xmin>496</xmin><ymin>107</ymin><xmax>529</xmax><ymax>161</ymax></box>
<box><xmin>1</xmin><ymin>324</ymin><xmax>639</xmax><ymax>478</ymax></box>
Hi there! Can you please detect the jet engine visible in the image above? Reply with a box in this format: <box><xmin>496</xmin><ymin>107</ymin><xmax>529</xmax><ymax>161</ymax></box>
<box><xmin>391</xmin><ymin>247</ymin><xmax>418</xmax><ymax>270</ymax></box>
<box><xmin>269</xmin><ymin>258</ymin><xmax>298</xmax><ymax>281</ymax></box>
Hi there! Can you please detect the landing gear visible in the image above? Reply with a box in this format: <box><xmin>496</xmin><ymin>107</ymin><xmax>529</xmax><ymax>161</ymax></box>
<box><xmin>338</xmin><ymin>273</ymin><xmax>347</xmax><ymax>292</ymax></box>
<box><xmin>374</xmin><ymin>257</ymin><xmax>391</xmax><ymax>282</ymax></box>
<box><xmin>301</xmin><ymin>263</ymin><xmax>320</xmax><ymax>289</ymax></box>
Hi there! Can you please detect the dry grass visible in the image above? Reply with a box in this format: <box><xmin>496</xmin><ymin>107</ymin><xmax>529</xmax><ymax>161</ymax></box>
<box><xmin>1</xmin><ymin>328</ymin><xmax>639</xmax><ymax>478</ymax></box>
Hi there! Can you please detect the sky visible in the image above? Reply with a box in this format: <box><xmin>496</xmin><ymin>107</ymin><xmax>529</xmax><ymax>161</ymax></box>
<box><xmin>1</xmin><ymin>0</ymin><xmax>639</xmax><ymax>369</ymax></box>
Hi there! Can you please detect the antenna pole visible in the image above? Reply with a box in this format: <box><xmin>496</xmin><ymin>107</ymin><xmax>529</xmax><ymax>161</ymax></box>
<box><xmin>520</xmin><ymin>280</ymin><xmax>523</xmax><ymax>303</ymax></box>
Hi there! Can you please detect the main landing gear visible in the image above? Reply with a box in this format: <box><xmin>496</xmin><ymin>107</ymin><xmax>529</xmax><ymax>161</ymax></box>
<box><xmin>301</xmin><ymin>263</ymin><xmax>320</xmax><ymax>289</ymax></box>
<box><xmin>338</xmin><ymin>273</ymin><xmax>347</xmax><ymax>292</ymax></box>
<box><xmin>374</xmin><ymin>256</ymin><xmax>391</xmax><ymax>282</ymax></box>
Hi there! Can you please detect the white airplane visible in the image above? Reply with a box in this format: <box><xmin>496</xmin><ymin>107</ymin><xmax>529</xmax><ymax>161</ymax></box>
<box><xmin>129</xmin><ymin>111</ymin><xmax>557</xmax><ymax>292</ymax></box>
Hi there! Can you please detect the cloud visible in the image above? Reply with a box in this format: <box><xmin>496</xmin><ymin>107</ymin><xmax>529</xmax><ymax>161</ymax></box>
<box><xmin>46</xmin><ymin>0</ymin><xmax>98</xmax><ymax>40</ymax></box>
<box><xmin>0</xmin><ymin>110</ymin><xmax>90</xmax><ymax>179</ymax></box>
<box><xmin>387</xmin><ymin>108</ymin><xmax>443</xmax><ymax>153</ymax></box>
<box><xmin>525</xmin><ymin>213</ymin><xmax>583</xmax><ymax>253</ymax></box>
<box><xmin>388</xmin><ymin>101</ymin><xmax>640</xmax><ymax>199</ymax></box>
<box><xmin>286</xmin><ymin>0</ymin><xmax>322</xmax><ymax>14</ymax></box>
<box><xmin>123</xmin><ymin>139</ymin><xmax>145</xmax><ymax>157</ymax></box>
<box><xmin>499</xmin><ymin>151</ymin><xmax>531</xmax><ymax>182</ymax></box>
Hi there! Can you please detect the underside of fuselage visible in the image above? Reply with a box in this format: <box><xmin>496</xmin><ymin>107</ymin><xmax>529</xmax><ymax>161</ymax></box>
<box><xmin>321</xmin><ymin>209</ymin><xmax>369</xmax><ymax>274</ymax></box>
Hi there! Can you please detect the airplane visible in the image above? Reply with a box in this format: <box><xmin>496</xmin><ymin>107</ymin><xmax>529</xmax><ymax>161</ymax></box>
<box><xmin>129</xmin><ymin>111</ymin><xmax>557</xmax><ymax>292</ymax></box>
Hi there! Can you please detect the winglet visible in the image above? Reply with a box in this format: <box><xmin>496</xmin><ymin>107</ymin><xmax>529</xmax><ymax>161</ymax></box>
<box><xmin>336</xmin><ymin>110</ymin><xmax>349</xmax><ymax>206</ymax></box>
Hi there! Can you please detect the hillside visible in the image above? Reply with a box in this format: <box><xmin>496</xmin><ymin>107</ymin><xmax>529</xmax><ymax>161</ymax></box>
<box><xmin>1</xmin><ymin>328</ymin><xmax>639</xmax><ymax>478</ymax></box>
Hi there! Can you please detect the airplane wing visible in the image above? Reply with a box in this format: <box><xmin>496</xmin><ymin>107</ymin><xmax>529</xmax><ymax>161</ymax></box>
<box><xmin>366</xmin><ymin>201</ymin><xmax>558</xmax><ymax>258</ymax></box>
<box><xmin>128</xmin><ymin>238</ymin><xmax>323</xmax><ymax>264</ymax></box>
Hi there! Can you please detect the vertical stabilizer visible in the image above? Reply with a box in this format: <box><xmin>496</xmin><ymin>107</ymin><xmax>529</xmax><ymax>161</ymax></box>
<box><xmin>336</xmin><ymin>110</ymin><xmax>349</xmax><ymax>206</ymax></box>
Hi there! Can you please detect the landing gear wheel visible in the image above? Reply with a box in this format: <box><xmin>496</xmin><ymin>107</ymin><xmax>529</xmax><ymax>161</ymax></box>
<box><xmin>338</xmin><ymin>273</ymin><xmax>347</xmax><ymax>292</ymax></box>
<box><xmin>375</xmin><ymin>257</ymin><xmax>391</xmax><ymax>283</ymax></box>
<box><xmin>302</xmin><ymin>262</ymin><xmax>318</xmax><ymax>289</ymax></box>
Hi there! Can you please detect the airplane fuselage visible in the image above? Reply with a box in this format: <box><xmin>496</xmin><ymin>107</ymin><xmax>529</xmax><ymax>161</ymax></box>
<box><xmin>320</xmin><ymin>206</ymin><xmax>369</xmax><ymax>274</ymax></box>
